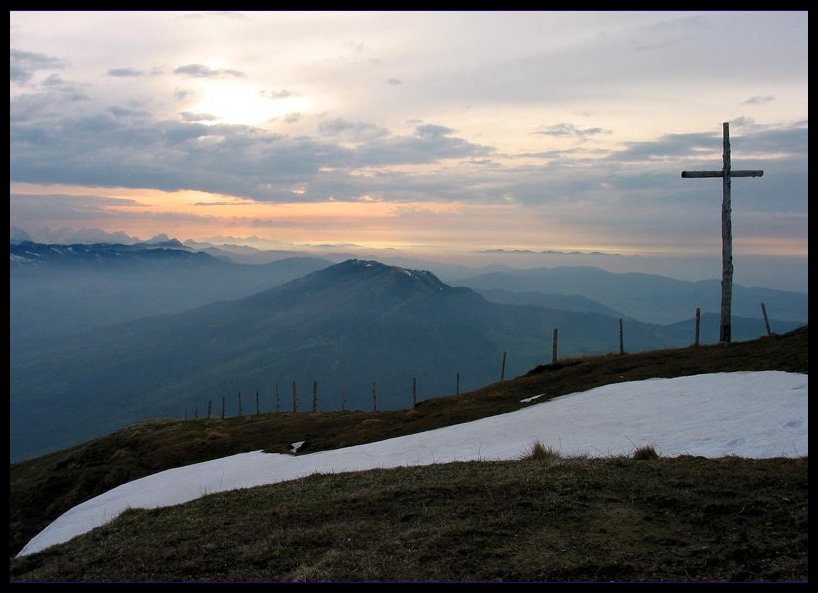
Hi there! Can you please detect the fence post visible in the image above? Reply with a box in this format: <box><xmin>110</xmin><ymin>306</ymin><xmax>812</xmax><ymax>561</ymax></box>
<box><xmin>312</xmin><ymin>381</ymin><xmax>318</xmax><ymax>412</ymax></box>
<box><xmin>372</xmin><ymin>382</ymin><xmax>377</xmax><ymax>412</ymax></box>
<box><xmin>341</xmin><ymin>389</ymin><xmax>346</xmax><ymax>412</ymax></box>
<box><xmin>619</xmin><ymin>318</ymin><xmax>624</xmax><ymax>355</ymax></box>
<box><xmin>695</xmin><ymin>307</ymin><xmax>701</xmax><ymax>346</ymax></box>
<box><xmin>256</xmin><ymin>390</ymin><xmax>260</xmax><ymax>416</ymax></box>
<box><xmin>412</xmin><ymin>377</ymin><xmax>417</xmax><ymax>407</ymax></box>
<box><xmin>207</xmin><ymin>399</ymin><xmax>212</xmax><ymax>419</ymax></box>
<box><xmin>194</xmin><ymin>404</ymin><xmax>198</xmax><ymax>419</ymax></box>
<box><xmin>292</xmin><ymin>382</ymin><xmax>297</xmax><ymax>412</ymax></box>
<box><xmin>456</xmin><ymin>372</ymin><xmax>460</xmax><ymax>395</ymax></box>
<box><xmin>221</xmin><ymin>396</ymin><xmax>225</xmax><ymax>420</ymax></box>
<box><xmin>500</xmin><ymin>351</ymin><xmax>507</xmax><ymax>381</ymax></box>
<box><xmin>238</xmin><ymin>392</ymin><xmax>242</xmax><ymax>417</ymax></box>
<box><xmin>275</xmin><ymin>382</ymin><xmax>280</xmax><ymax>413</ymax></box>
<box><xmin>761</xmin><ymin>303</ymin><xmax>773</xmax><ymax>336</ymax></box>
<box><xmin>552</xmin><ymin>328</ymin><xmax>559</xmax><ymax>364</ymax></box>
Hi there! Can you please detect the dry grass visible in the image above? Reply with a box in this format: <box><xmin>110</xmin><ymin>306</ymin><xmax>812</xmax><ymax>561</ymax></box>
<box><xmin>10</xmin><ymin>457</ymin><xmax>808</xmax><ymax>582</ymax></box>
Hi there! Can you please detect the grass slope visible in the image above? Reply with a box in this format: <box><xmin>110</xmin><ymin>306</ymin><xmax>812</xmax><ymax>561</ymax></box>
<box><xmin>10</xmin><ymin>326</ymin><xmax>808</xmax><ymax>581</ymax></box>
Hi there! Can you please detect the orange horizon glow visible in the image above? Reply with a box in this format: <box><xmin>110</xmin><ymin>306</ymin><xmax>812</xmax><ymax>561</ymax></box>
<box><xmin>9</xmin><ymin>183</ymin><xmax>808</xmax><ymax>259</ymax></box>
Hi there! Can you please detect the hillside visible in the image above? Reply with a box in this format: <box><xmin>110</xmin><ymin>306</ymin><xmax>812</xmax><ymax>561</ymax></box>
<box><xmin>10</xmin><ymin>325</ymin><xmax>808</xmax><ymax>580</ymax></box>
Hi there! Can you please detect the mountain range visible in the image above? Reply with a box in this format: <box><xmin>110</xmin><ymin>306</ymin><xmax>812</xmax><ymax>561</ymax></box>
<box><xmin>10</xmin><ymin>240</ymin><xmax>332</xmax><ymax>353</ymax></box>
<box><xmin>11</xmin><ymin>251</ymin><xmax>806</xmax><ymax>462</ymax></box>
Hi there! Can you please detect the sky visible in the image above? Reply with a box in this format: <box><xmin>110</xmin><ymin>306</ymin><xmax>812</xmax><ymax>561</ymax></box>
<box><xmin>17</xmin><ymin>370</ymin><xmax>808</xmax><ymax>558</ymax></box>
<box><xmin>9</xmin><ymin>11</ymin><xmax>809</xmax><ymax>291</ymax></box>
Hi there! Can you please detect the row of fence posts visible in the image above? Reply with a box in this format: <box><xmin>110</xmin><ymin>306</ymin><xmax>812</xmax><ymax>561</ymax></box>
<box><xmin>183</xmin><ymin>303</ymin><xmax>777</xmax><ymax>419</ymax></box>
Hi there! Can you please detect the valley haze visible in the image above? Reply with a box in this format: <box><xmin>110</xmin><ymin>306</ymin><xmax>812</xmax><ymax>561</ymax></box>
<box><xmin>10</xmin><ymin>237</ymin><xmax>807</xmax><ymax>462</ymax></box>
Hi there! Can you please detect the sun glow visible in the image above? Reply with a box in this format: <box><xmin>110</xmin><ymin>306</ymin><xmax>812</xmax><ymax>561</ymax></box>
<box><xmin>189</xmin><ymin>85</ymin><xmax>310</xmax><ymax>126</ymax></box>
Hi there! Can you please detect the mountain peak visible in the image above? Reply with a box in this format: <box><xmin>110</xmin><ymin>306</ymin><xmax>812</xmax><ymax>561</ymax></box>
<box><xmin>322</xmin><ymin>259</ymin><xmax>449</xmax><ymax>292</ymax></box>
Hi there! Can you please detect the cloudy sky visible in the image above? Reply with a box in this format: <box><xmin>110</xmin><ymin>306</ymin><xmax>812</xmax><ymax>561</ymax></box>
<box><xmin>18</xmin><ymin>371</ymin><xmax>808</xmax><ymax>557</ymax></box>
<box><xmin>9</xmin><ymin>11</ymin><xmax>808</xmax><ymax>290</ymax></box>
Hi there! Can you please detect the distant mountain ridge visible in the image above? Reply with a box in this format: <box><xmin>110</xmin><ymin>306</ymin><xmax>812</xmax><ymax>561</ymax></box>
<box><xmin>10</xmin><ymin>239</ymin><xmax>203</xmax><ymax>265</ymax></box>
<box><xmin>456</xmin><ymin>266</ymin><xmax>808</xmax><ymax>325</ymax></box>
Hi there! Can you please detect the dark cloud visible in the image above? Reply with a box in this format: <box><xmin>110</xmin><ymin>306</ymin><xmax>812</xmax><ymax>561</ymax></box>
<box><xmin>347</xmin><ymin>124</ymin><xmax>492</xmax><ymax>168</ymax></box>
<box><xmin>10</xmin><ymin>49</ymin><xmax>65</xmax><ymax>83</ymax></box>
<box><xmin>415</xmin><ymin>124</ymin><xmax>454</xmax><ymax>139</ymax></box>
<box><xmin>10</xmin><ymin>95</ymin><xmax>495</xmax><ymax>203</ymax></box>
<box><xmin>385</xmin><ymin>78</ymin><xmax>402</xmax><ymax>86</ymax></box>
<box><xmin>107</xmin><ymin>67</ymin><xmax>145</xmax><ymax>77</ymax></box>
<box><xmin>108</xmin><ymin>106</ymin><xmax>150</xmax><ymax>118</ymax></box>
<box><xmin>612</xmin><ymin>124</ymin><xmax>808</xmax><ymax>163</ymax></box>
<box><xmin>173</xmin><ymin>64</ymin><xmax>245</xmax><ymax>78</ymax></box>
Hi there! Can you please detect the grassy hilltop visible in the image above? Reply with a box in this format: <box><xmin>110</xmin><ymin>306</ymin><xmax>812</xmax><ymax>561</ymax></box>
<box><xmin>10</xmin><ymin>326</ymin><xmax>808</xmax><ymax>582</ymax></box>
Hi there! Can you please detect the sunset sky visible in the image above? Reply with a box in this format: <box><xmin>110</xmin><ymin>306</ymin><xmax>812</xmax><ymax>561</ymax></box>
<box><xmin>9</xmin><ymin>11</ymin><xmax>808</xmax><ymax>290</ymax></box>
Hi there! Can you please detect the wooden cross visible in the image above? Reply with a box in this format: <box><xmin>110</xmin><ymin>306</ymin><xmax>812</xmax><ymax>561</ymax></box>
<box><xmin>681</xmin><ymin>122</ymin><xmax>763</xmax><ymax>343</ymax></box>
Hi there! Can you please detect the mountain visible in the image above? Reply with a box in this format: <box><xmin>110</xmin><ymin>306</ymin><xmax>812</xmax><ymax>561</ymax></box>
<box><xmin>10</xmin><ymin>259</ymin><xmax>803</xmax><ymax>462</ymax></box>
<box><xmin>10</xmin><ymin>241</ymin><xmax>332</xmax><ymax>353</ymax></box>
<box><xmin>455</xmin><ymin>266</ymin><xmax>808</xmax><ymax>325</ymax></box>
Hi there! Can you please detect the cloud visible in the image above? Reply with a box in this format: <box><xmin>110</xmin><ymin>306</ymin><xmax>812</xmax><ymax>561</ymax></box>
<box><xmin>10</xmin><ymin>193</ymin><xmax>142</xmax><ymax>223</ymax></box>
<box><xmin>742</xmin><ymin>95</ymin><xmax>776</xmax><ymax>105</ymax></box>
<box><xmin>180</xmin><ymin>111</ymin><xmax>220</xmax><ymax>122</ymax></box>
<box><xmin>385</xmin><ymin>78</ymin><xmax>402</xmax><ymax>86</ymax></box>
<box><xmin>173</xmin><ymin>64</ymin><xmax>245</xmax><ymax>78</ymax></box>
<box><xmin>345</xmin><ymin>40</ymin><xmax>367</xmax><ymax>53</ymax></box>
<box><xmin>532</xmin><ymin>123</ymin><xmax>612</xmax><ymax>140</ymax></box>
<box><xmin>10</xmin><ymin>49</ymin><xmax>65</xmax><ymax>83</ymax></box>
<box><xmin>192</xmin><ymin>201</ymin><xmax>250</xmax><ymax>206</ymax></box>
<box><xmin>318</xmin><ymin>118</ymin><xmax>389</xmax><ymax>141</ymax></box>
<box><xmin>477</xmin><ymin>248</ymin><xmax>617</xmax><ymax>256</ymax></box>
<box><xmin>260</xmin><ymin>89</ymin><xmax>296</xmax><ymax>99</ymax></box>
<box><xmin>107</xmin><ymin>67</ymin><xmax>145</xmax><ymax>77</ymax></box>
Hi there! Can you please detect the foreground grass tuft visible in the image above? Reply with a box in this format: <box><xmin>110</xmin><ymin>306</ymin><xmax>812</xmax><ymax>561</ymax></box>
<box><xmin>632</xmin><ymin>444</ymin><xmax>660</xmax><ymax>460</ymax></box>
<box><xmin>519</xmin><ymin>440</ymin><xmax>562</xmax><ymax>464</ymax></box>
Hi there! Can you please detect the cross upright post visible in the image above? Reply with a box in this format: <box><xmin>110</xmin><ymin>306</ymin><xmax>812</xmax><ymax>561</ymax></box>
<box><xmin>681</xmin><ymin>122</ymin><xmax>763</xmax><ymax>343</ymax></box>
